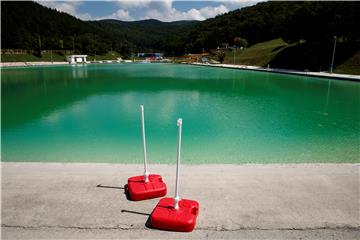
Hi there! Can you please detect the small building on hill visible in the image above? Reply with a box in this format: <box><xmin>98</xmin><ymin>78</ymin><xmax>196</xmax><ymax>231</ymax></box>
<box><xmin>66</xmin><ymin>55</ymin><xmax>88</xmax><ymax>64</ymax></box>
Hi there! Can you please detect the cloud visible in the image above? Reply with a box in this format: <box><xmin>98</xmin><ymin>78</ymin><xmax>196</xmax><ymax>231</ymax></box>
<box><xmin>198</xmin><ymin>4</ymin><xmax>229</xmax><ymax>19</ymax></box>
<box><xmin>101</xmin><ymin>0</ymin><xmax>232</xmax><ymax>21</ymax></box>
<box><xmin>104</xmin><ymin>9</ymin><xmax>134</xmax><ymax>21</ymax></box>
<box><xmin>220</xmin><ymin>0</ymin><xmax>264</xmax><ymax>10</ymax></box>
<box><xmin>37</xmin><ymin>0</ymin><xmax>264</xmax><ymax>22</ymax></box>
<box><xmin>36</xmin><ymin>0</ymin><xmax>92</xmax><ymax>20</ymax></box>
<box><xmin>143</xmin><ymin>5</ymin><xmax>229</xmax><ymax>22</ymax></box>
<box><xmin>115</xmin><ymin>0</ymin><xmax>155</xmax><ymax>9</ymax></box>
<box><xmin>139</xmin><ymin>2</ymin><xmax>229</xmax><ymax>21</ymax></box>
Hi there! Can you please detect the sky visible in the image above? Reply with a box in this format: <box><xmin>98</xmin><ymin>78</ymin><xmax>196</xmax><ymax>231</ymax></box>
<box><xmin>36</xmin><ymin>0</ymin><xmax>264</xmax><ymax>22</ymax></box>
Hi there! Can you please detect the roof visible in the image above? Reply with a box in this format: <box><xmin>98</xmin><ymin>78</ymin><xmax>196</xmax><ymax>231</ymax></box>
<box><xmin>66</xmin><ymin>55</ymin><xmax>88</xmax><ymax>57</ymax></box>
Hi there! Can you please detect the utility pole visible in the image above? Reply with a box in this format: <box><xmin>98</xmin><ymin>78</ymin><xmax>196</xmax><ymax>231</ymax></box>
<box><xmin>72</xmin><ymin>36</ymin><xmax>75</xmax><ymax>54</ymax></box>
<box><xmin>233</xmin><ymin>46</ymin><xmax>236</xmax><ymax>65</ymax></box>
<box><xmin>330</xmin><ymin>36</ymin><xmax>337</xmax><ymax>73</ymax></box>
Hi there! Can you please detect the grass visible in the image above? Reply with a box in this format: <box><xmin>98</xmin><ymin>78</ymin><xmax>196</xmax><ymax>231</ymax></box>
<box><xmin>86</xmin><ymin>51</ymin><xmax>122</xmax><ymax>61</ymax></box>
<box><xmin>224</xmin><ymin>38</ymin><xmax>360</xmax><ymax>75</ymax></box>
<box><xmin>333</xmin><ymin>51</ymin><xmax>360</xmax><ymax>75</ymax></box>
<box><xmin>1</xmin><ymin>51</ymin><xmax>122</xmax><ymax>62</ymax></box>
<box><xmin>1</xmin><ymin>52</ymin><xmax>66</xmax><ymax>62</ymax></box>
<box><xmin>224</xmin><ymin>39</ymin><xmax>290</xmax><ymax>67</ymax></box>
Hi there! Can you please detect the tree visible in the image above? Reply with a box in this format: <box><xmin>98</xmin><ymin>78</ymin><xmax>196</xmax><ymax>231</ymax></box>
<box><xmin>58</xmin><ymin>39</ymin><xmax>64</xmax><ymax>49</ymax></box>
<box><xmin>216</xmin><ymin>51</ymin><xmax>226</xmax><ymax>63</ymax></box>
<box><xmin>34</xmin><ymin>35</ymin><xmax>42</xmax><ymax>57</ymax></box>
<box><xmin>281</xmin><ymin>2</ymin><xmax>360</xmax><ymax>44</ymax></box>
<box><xmin>234</xmin><ymin>37</ymin><xmax>248</xmax><ymax>48</ymax></box>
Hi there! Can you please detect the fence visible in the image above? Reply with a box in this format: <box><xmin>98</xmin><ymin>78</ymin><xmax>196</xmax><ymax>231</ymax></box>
<box><xmin>1</xmin><ymin>49</ymin><xmax>74</xmax><ymax>55</ymax></box>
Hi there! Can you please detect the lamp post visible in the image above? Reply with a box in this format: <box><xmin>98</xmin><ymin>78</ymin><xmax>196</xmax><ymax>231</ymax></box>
<box><xmin>330</xmin><ymin>36</ymin><xmax>337</xmax><ymax>73</ymax></box>
<box><xmin>233</xmin><ymin>45</ymin><xmax>236</xmax><ymax>65</ymax></box>
<box><xmin>72</xmin><ymin>36</ymin><xmax>75</xmax><ymax>54</ymax></box>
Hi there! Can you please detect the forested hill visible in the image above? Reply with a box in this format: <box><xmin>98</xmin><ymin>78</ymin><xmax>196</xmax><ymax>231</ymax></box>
<box><xmin>1</xmin><ymin>1</ymin><xmax>197</xmax><ymax>55</ymax></box>
<box><xmin>186</xmin><ymin>1</ymin><xmax>359</xmax><ymax>50</ymax></box>
<box><xmin>2</xmin><ymin>1</ymin><xmax>359</xmax><ymax>57</ymax></box>
<box><xmin>90</xmin><ymin>19</ymin><xmax>197</xmax><ymax>55</ymax></box>
<box><xmin>1</xmin><ymin>1</ymin><xmax>106</xmax><ymax>52</ymax></box>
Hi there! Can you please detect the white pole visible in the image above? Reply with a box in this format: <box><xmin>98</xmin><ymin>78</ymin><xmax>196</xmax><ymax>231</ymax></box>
<box><xmin>140</xmin><ymin>105</ymin><xmax>149</xmax><ymax>182</ymax></box>
<box><xmin>174</xmin><ymin>118</ymin><xmax>182</xmax><ymax>210</ymax></box>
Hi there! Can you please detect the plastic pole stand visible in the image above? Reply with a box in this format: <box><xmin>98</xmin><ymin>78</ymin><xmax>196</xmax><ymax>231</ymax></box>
<box><xmin>150</xmin><ymin>197</ymin><xmax>199</xmax><ymax>232</ymax></box>
<box><xmin>127</xmin><ymin>174</ymin><xmax>167</xmax><ymax>201</ymax></box>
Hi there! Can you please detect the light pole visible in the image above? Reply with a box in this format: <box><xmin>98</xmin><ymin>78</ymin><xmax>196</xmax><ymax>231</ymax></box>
<box><xmin>330</xmin><ymin>36</ymin><xmax>337</xmax><ymax>73</ymax></box>
<box><xmin>72</xmin><ymin>36</ymin><xmax>75</xmax><ymax>54</ymax></box>
<box><xmin>233</xmin><ymin>46</ymin><xmax>236</xmax><ymax>65</ymax></box>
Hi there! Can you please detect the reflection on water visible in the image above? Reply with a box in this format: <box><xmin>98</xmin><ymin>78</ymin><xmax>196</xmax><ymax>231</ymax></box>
<box><xmin>324</xmin><ymin>79</ymin><xmax>332</xmax><ymax>114</ymax></box>
<box><xmin>72</xmin><ymin>64</ymin><xmax>88</xmax><ymax>79</ymax></box>
<box><xmin>1</xmin><ymin>64</ymin><xmax>360</xmax><ymax>163</ymax></box>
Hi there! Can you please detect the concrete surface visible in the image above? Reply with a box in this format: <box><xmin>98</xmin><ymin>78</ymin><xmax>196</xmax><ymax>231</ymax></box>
<box><xmin>0</xmin><ymin>62</ymin><xmax>68</xmax><ymax>67</ymax></box>
<box><xmin>190</xmin><ymin>62</ymin><xmax>360</xmax><ymax>81</ymax></box>
<box><xmin>1</xmin><ymin>163</ymin><xmax>359</xmax><ymax>239</ymax></box>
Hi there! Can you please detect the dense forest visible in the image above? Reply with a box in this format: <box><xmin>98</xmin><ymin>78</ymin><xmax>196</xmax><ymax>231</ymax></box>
<box><xmin>1</xmin><ymin>1</ymin><xmax>198</xmax><ymax>56</ymax></box>
<box><xmin>1</xmin><ymin>1</ymin><xmax>359</xmax><ymax>57</ymax></box>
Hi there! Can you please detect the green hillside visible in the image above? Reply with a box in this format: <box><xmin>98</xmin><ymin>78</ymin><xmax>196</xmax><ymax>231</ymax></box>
<box><xmin>224</xmin><ymin>39</ymin><xmax>289</xmax><ymax>66</ymax></box>
<box><xmin>224</xmin><ymin>39</ymin><xmax>360</xmax><ymax>75</ymax></box>
<box><xmin>334</xmin><ymin>52</ymin><xmax>360</xmax><ymax>75</ymax></box>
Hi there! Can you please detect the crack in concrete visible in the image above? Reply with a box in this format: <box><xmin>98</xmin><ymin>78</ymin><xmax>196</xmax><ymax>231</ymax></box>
<box><xmin>2</xmin><ymin>224</ymin><xmax>359</xmax><ymax>232</ymax></box>
<box><xmin>196</xmin><ymin>225</ymin><xmax>360</xmax><ymax>231</ymax></box>
<box><xmin>1</xmin><ymin>224</ymin><xmax>136</xmax><ymax>231</ymax></box>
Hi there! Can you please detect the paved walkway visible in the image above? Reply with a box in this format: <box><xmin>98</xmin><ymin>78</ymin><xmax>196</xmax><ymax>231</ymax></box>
<box><xmin>0</xmin><ymin>61</ymin><xmax>69</xmax><ymax>67</ymax></box>
<box><xmin>1</xmin><ymin>163</ymin><xmax>359</xmax><ymax>239</ymax></box>
<box><xmin>191</xmin><ymin>63</ymin><xmax>360</xmax><ymax>81</ymax></box>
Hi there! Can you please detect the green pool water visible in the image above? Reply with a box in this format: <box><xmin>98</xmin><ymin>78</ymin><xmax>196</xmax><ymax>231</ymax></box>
<box><xmin>1</xmin><ymin>63</ymin><xmax>359</xmax><ymax>163</ymax></box>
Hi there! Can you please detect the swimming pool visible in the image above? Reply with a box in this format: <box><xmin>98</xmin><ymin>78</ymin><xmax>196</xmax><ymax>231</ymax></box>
<box><xmin>1</xmin><ymin>63</ymin><xmax>359</xmax><ymax>163</ymax></box>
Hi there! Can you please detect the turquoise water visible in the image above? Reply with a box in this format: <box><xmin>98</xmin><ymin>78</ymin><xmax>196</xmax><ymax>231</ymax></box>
<box><xmin>1</xmin><ymin>63</ymin><xmax>359</xmax><ymax>163</ymax></box>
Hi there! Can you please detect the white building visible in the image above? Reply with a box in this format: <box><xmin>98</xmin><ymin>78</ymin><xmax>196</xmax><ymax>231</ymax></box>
<box><xmin>66</xmin><ymin>55</ymin><xmax>88</xmax><ymax>64</ymax></box>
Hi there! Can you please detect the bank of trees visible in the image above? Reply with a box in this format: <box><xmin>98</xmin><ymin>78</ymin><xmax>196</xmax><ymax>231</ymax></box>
<box><xmin>2</xmin><ymin>1</ymin><xmax>359</xmax><ymax>57</ymax></box>
<box><xmin>185</xmin><ymin>1</ymin><xmax>359</xmax><ymax>52</ymax></box>
<box><xmin>2</xmin><ymin>2</ymin><xmax>114</xmax><ymax>55</ymax></box>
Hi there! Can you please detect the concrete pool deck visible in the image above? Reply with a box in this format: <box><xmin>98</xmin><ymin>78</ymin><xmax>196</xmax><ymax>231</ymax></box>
<box><xmin>1</xmin><ymin>163</ymin><xmax>359</xmax><ymax>239</ymax></box>
<box><xmin>190</xmin><ymin>62</ymin><xmax>360</xmax><ymax>81</ymax></box>
<box><xmin>0</xmin><ymin>61</ymin><xmax>69</xmax><ymax>67</ymax></box>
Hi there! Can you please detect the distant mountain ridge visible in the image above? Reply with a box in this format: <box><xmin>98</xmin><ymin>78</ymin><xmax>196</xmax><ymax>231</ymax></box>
<box><xmin>99</xmin><ymin>19</ymin><xmax>198</xmax><ymax>26</ymax></box>
<box><xmin>90</xmin><ymin>18</ymin><xmax>198</xmax><ymax>54</ymax></box>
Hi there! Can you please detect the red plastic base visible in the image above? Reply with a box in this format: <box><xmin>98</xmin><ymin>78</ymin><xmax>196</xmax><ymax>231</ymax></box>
<box><xmin>127</xmin><ymin>174</ymin><xmax>167</xmax><ymax>201</ymax></box>
<box><xmin>150</xmin><ymin>197</ymin><xmax>199</xmax><ymax>232</ymax></box>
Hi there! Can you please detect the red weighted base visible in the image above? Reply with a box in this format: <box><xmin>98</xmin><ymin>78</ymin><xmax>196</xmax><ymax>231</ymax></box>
<box><xmin>150</xmin><ymin>197</ymin><xmax>199</xmax><ymax>232</ymax></box>
<box><xmin>127</xmin><ymin>174</ymin><xmax>167</xmax><ymax>201</ymax></box>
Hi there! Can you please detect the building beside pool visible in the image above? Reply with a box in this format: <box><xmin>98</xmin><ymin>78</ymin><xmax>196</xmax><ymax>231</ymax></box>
<box><xmin>137</xmin><ymin>53</ymin><xmax>163</xmax><ymax>60</ymax></box>
<box><xmin>66</xmin><ymin>55</ymin><xmax>88</xmax><ymax>64</ymax></box>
